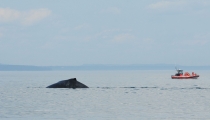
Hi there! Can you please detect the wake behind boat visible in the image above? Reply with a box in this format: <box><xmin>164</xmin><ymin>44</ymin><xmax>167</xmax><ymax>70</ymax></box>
<box><xmin>171</xmin><ymin>69</ymin><xmax>199</xmax><ymax>79</ymax></box>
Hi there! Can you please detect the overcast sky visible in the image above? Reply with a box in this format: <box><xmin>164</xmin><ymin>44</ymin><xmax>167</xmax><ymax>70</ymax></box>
<box><xmin>0</xmin><ymin>0</ymin><xmax>210</xmax><ymax>66</ymax></box>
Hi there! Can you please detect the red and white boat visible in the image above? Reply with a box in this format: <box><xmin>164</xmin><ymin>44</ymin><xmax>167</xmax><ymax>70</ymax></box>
<box><xmin>171</xmin><ymin>69</ymin><xmax>199</xmax><ymax>79</ymax></box>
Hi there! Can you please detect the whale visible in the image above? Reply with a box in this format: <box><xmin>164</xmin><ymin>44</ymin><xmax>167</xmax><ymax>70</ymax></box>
<box><xmin>46</xmin><ymin>78</ymin><xmax>88</xmax><ymax>88</ymax></box>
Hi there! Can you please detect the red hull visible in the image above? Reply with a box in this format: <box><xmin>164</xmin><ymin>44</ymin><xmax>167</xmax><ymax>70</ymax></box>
<box><xmin>171</xmin><ymin>75</ymin><xmax>199</xmax><ymax>79</ymax></box>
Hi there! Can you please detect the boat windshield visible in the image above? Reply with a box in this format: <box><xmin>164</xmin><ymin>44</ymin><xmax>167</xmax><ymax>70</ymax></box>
<box><xmin>177</xmin><ymin>70</ymin><xmax>183</xmax><ymax>74</ymax></box>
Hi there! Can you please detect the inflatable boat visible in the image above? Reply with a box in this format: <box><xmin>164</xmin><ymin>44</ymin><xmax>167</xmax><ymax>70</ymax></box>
<box><xmin>171</xmin><ymin>69</ymin><xmax>199</xmax><ymax>79</ymax></box>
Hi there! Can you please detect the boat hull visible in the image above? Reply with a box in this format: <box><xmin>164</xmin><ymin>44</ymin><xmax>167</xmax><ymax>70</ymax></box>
<box><xmin>171</xmin><ymin>75</ymin><xmax>199</xmax><ymax>79</ymax></box>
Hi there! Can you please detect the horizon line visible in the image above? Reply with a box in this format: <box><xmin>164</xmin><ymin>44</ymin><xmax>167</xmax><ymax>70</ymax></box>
<box><xmin>0</xmin><ymin>63</ymin><xmax>210</xmax><ymax>67</ymax></box>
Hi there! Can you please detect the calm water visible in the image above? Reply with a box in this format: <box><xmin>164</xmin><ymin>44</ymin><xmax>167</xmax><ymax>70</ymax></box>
<box><xmin>0</xmin><ymin>70</ymin><xmax>210</xmax><ymax>120</ymax></box>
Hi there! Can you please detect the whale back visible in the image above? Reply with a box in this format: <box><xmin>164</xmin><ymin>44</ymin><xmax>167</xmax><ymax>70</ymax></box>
<box><xmin>46</xmin><ymin>78</ymin><xmax>88</xmax><ymax>88</ymax></box>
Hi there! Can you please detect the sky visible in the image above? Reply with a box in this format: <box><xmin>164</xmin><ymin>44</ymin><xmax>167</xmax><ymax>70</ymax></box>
<box><xmin>0</xmin><ymin>0</ymin><xmax>210</xmax><ymax>66</ymax></box>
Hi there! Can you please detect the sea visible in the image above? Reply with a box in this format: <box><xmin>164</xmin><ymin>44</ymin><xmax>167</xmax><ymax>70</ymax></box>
<box><xmin>0</xmin><ymin>70</ymin><xmax>210</xmax><ymax>120</ymax></box>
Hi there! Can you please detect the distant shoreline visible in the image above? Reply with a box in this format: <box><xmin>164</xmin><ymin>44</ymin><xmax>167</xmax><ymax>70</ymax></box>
<box><xmin>0</xmin><ymin>64</ymin><xmax>210</xmax><ymax>71</ymax></box>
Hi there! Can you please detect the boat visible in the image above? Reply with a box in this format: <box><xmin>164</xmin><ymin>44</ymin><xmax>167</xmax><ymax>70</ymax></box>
<box><xmin>171</xmin><ymin>69</ymin><xmax>199</xmax><ymax>79</ymax></box>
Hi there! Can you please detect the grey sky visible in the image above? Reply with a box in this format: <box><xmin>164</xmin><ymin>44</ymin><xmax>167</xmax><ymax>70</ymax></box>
<box><xmin>0</xmin><ymin>0</ymin><xmax>210</xmax><ymax>66</ymax></box>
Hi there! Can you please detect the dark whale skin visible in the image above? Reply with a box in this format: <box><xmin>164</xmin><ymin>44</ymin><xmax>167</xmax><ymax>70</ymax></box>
<box><xmin>46</xmin><ymin>78</ymin><xmax>88</xmax><ymax>88</ymax></box>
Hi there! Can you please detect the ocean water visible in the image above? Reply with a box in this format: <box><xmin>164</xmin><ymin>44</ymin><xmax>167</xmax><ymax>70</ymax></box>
<box><xmin>0</xmin><ymin>70</ymin><xmax>210</xmax><ymax>120</ymax></box>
